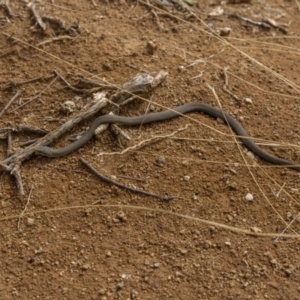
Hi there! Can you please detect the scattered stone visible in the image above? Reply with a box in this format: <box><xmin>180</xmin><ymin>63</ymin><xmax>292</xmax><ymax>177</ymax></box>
<box><xmin>27</xmin><ymin>218</ymin><xmax>35</xmax><ymax>226</ymax></box>
<box><xmin>182</xmin><ymin>160</ymin><xmax>189</xmax><ymax>166</ymax></box>
<box><xmin>149</xmin><ymin>104</ymin><xmax>155</xmax><ymax>111</ymax></box>
<box><xmin>247</xmin><ymin>151</ymin><xmax>255</xmax><ymax>159</ymax></box>
<box><xmin>225</xmin><ymin>241</ymin><xmax>231</xmax><ymax>246</ymax></box>
<box><xmin>180</xmin><ymin>249</ymin><xmax>188</xmax><ymax>254</ymax></box>
<box><xmin>219</xmin><ymin>27</ymin><xmax>232</xmax><ymax>36</ymax></box>
<box><xmin>98</xmin><ymin>289</ymin><xmax>106</xmax><ymax>296</ymax></box>
<box><xmin>106</xmin><ymin>251</ymin><xmax>112</xmax><ymax>257</ymax></box>
<box><xmin>156</xmin><ymin>156</ymin><xmax>166</xmax><ymax>165</ymax></box>
<box><xmin>60</xmin><ymin>100</ymin><xmax>75</xmax><ymax>114</ymax></box>
<box><xmin>178</xmin><ymin>65</ymin><xmax>185</xmax><ymax>71</ymax></box>
<box><xmin>245</xmin><ymin>193</ymin><xmax>254</xmax><ymax>201</ymax></box>
<box><xmin>183</xmin><ymin>175</ymin><xmax>190</xmax><ymax>181</ymax></box>
<box><xmin>117</xmin><ymin>211</ymin><xmax>127</xmax><ymax>221</ymax></box>
<box><xmin>227</xmin><ymin>215</ymin><xmax>233</xmax><ymax>221</ymax></box>
<box><xmin>116</xmin><ymin>281</ymin><xmax>124</xmax><ymax>291</ymax></box>
<box><xmin>147</xmin><ymin>40</ymin><xmax>157</xmax><ymax>55</ymax></box>
<box><xmin>244</xmin><ymin>97</ymin><xmax>253</xmax><ymax>104</ymax></box>
<box><xmin>153</xmin><ymin>262</ymin><xmax>160</xmax><ymax>268</ymax></box>
<box><xmin>131</xmin><ymin>289</ymin><xmax>139</xmax><ymax>299</ymax></box>
<box><xmin>81</xmin><ymin>264</ymin><xmax>90</xmax><ymax>270</ymax></box>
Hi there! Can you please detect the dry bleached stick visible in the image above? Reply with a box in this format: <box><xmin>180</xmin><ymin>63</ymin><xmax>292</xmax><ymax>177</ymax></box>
<box><xmin>1</xmin><ymin>92</ymin><xmax>108</xmax><ymax>195</ymax></box>
<box><xmin>28</xmin><ymin>2</ymin><xmax>46</xmax><ymax>30</ymax></box>
<box><xmin>0</xmin><ymin>71</ymin><xmax>168</xmax><ymax>195</ymax></box>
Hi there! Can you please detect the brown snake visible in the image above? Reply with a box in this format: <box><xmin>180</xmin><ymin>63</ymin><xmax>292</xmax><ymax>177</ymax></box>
<box><xmin>37</xmin><ymin>102</ymin><xmax>300</xmax><ymax>171</ymax></box>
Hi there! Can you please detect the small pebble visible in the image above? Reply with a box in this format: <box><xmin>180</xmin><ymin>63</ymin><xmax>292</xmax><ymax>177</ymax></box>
<box><xmin>180</xmin><ymin>249</ymin><xmax>188</xmax><ymax>254</ymax></box>
<box><xmin>244</xmin><ymin>97</ymin><xmax>253</xmax><ymax>104</ymax></box>
<box><xmin>130</xmin><ymin>289</ymin><xmax>139</xmax><ymax>299</ymax></box>
<box><xmin>183</xmin><ymin>175</ymin><xmax>190</xmax><ymax>181</ymax></box>
<box><xmin>117</xmin><ymin>211</ymin><xmax>127</xmax><ymax>221</ymax></box>
<box><xmin>219</xmin><ymin>27</ymin><xmax>232</xmax><ymax>36</ymax></box>
<box><xmin>149</xmin><ymin>104</ymin><xmax>155</xmax><ymax>111</ymax></box>
<box><xmin>60</xmin><ymin>101</ymin><xmax>75</xmax><ymax>114</ymax></box>
<box><xmin>245</xmin><ymin>193</ymin><xmax>253</xmax><ymax>201</ymax></box>
<box><xmin>247</xmin><ymin>151</ymin><xmax>255</xmax><ymax>159</ymax></box>
<box><xmin>156</xmin><ymin>156</ymin><xmax>166</xmax><ymax>165</ymax></box>
<box><xmin>225</xmin><ymin>241</ymin><xmax>231</xmax><ymax>246</ymax></box>
<box><xmin>116</xmin><ymin>281</ymin><xmax>124</xmax><ymax>291</ymax></box>
<box><xmin>227</xmin><ymin>215</ymin><xmax>233</xmax><ymax>221</ymax></box>
<box><xmin>153</xmin><ymin>262</ymin><xmax>160</xmax><ymax>268</ymax></box>
<box><xmin>27</xmin><ymin>218</ymin><xmax>35</xmax><ymax>226</ymax></box>
<box><xmin>286</xmin><ymin>212</ymin><xmax>292</xmax><ymax>220</ymax></box>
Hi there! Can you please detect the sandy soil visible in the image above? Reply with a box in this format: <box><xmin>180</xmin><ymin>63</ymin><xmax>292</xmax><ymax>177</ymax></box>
<box><xmin>1</xmin><ymin>0</ymin><xmax>300</xmax><ymax>299</ymax></box>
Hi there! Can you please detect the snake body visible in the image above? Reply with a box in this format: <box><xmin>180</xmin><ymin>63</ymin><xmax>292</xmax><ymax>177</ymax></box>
<box><xmin>37</xmin><ymin>102</ymin><xmax>300</xmax><ymax>171</ymax></box>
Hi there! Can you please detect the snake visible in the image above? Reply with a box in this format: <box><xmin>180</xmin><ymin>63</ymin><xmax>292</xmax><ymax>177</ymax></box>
<box><xmin>37</xmin><ymin>102</ymin><xmax>300</xmax><ymax>171</ymax></box>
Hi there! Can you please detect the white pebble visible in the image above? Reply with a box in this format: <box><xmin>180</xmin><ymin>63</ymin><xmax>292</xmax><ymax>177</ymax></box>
<box><xmin>27</xmin><ymin>218</ymin><xmax>35</xmax><ymax>226</ymax></box>
<box><xmin>247</xmin><ymin>151</ymin><xmax>255</xmax><ymax>159</ymax></box>
<box><xmin>244</xmin><ymin>97</ymin><xmax>252</xmax><ymax>104</ymax></box>
<box><xmin>183</xmin><ymin>175</ymin><xmax>190</xmax><ymax>181</ymax></box>
<box><xmin>245</xmin><ymin>193</ymin><xmax>253</xmax><ymax>201</ymax></box>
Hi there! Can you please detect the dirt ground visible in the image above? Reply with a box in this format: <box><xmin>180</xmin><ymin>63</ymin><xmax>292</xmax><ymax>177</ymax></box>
<box><xmin>1</xmin><ymin>0</ymin><xmax>300</xmax><ymax>299</ymax></box>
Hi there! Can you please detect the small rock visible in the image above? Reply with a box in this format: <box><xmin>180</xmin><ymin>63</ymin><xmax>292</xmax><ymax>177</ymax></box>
<box><xmin>244</xmin><ymin>97</ymin><xmax>253</xmax><ymax>104</ymax></box>
<box><xmin>245</xmin><ymin>193</ymin><xmax>253</xmax><ymax>201</ymax></box>
<box><xmin>182</xmin><ymin>160</ymin><xmax>189</xmax><ymax>166</ymax></box>
<box><xmin>81</xmin><ymin>264</ymin><xmax>90</xmax><ymax>270</ymax></box>
<box><xmin>225</xmin><ymin>241</ymin><xmax>231</xmax><ymax>246</ymax></box>
<box><xmin>116</xmin><ymin>281</ymin><xmax>124</xmax><ymax>291</ymax></box>
<box><xmin>60</xmin><ymin>101</ymin><xmax>75</xmax><ymax>115</ymax></box>
<box><xmin>183</xmin><ymin>175</ymin><xmax>190</xmax><ymax>181</ymax></box>
<box><xmin>147</xmin><ymin>40</ymin><xmax>157</xmax><ymax>55</ymax></box>
<box><xmin>180</xmin><ymin>249</ymin><xmax>188</xmax><ymax>254</ymax></box>
<box><xmin>130</xmin><ymin>289</ymin><xmax>139</xmax><ymax>299</ymax></box>
<box><xmin>117</xmin><ymin>211</ymin><xmax>127</xmax><ymax>221</ymax></box>
<box><xmin>106</xmin><ymin>251</ymin><xmax>112</xmax><ymax>257</ymax></box>
<box><xmin>27</xmin><ymin>218</ymin><xmax>35</xmax><ymax>226</ymax></box>
<box><xmin>153</xmin><ymin>262</ymin><xmax>160</xmax><ymax>268</ymax></box>
<box><xmin>219</xmin><ymin>27</ymin><xmax>232</xmax><ymax>36</ymax></box>
<box><xmin>227</xmin><ymin>215</ymin><xmax>233</xmax><ymax>221</ymax></box>
<box><xmin>178</xmin><ymin>65</ymin><xmax>185</xmax><ymax>71</ymax></box>
<box><xmin>149</xmin><ymin>104</ymin><xmax>155</xmax><ymax>111</ymax></box>
<box><xmin>98</xmin><ymin>289</ymin><xmax>106</xmax><ymax>296</ymax></box>
<box><xmin>247</xmin><ymin>151</ymin><xmax>255</xmax><ymax>159</ymax></box>
<box><xmin>156</xmin><ymin>156</ymin><xmax>165</xmax><ymax>165</ymax></box>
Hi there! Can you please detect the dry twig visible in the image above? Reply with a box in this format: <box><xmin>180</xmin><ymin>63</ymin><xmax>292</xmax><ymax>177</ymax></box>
<box><xmin>0</xmin><ymin>90</ymin><xmax>22</xmax><ymax>118</ymax></box>
<box><xmin>1</xmin><ymin>76</ymin><xmax>42</xmax><ymax>91</ymax></box>
<box><xmin>98</xmin><ymin>124</ymin><xmax>189</xmax><ymax>157</ymax></box>
<box><xmin>17</xmin><ymin>185</ymin><xmax>33</xmax><ymax>232</ymax></box>
<box><xmin>28</xmin><ymin>2</ymin><xmax>46</xmax><ymax>30</ymax></box>
<box><xmin>222</xmin><ymin>67</ymin><xmax>240</xmax><ymax>102</ymax></box>
<box><xmin>80</xmin><ymin>158</ymin><xmax>180</xmax><ymax>201</ymax></box>
<box><xmin>1</xmin><ymin>92</ymin><xmax>108</xmax><ymax>194</ymax></box>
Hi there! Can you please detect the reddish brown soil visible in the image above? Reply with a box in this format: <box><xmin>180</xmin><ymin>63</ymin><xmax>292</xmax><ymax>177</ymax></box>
<box><xmin>1</xmin><ymin>0</ymin><xmax>300</xmax><ymax>299</ymax></box>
